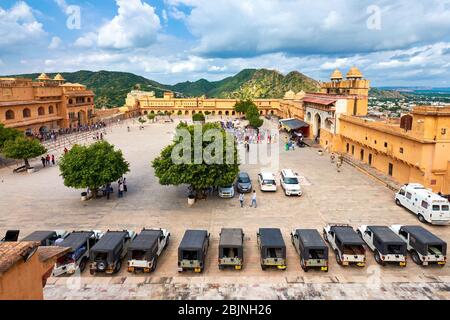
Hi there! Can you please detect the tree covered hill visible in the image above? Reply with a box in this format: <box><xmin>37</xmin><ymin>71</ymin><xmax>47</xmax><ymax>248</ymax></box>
<box><xmin>6</xmin><ymin>69</ymin><xmax>320</xmax><ymax>108</ymax></box>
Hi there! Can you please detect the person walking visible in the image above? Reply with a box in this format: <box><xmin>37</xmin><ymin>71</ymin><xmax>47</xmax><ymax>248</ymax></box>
<box><xmin>250</xmin><ymin>190</ymin><xmax>257</xmax><ymax>208</ymax></box>
<box><xmin>106</xmin><ymin>183</ymin><xmax>112</xmax><ymax>200</ymax></box>
<box><xmin>46</xmin><ymin>155</ymin><xmax>51</xmax><ymax>166</ymax></box>
<box><xmin>41</xmin><ymin>156</ymin><xmax>46</xmax><ymax>168</ymax></box>
<box><xmin>123</xmin><ymin>177</ymin><xmax>127</xmax><ymax>193</ymax></box>
<box><xmin>64</xmin><ymin>147</ymin><xmax>68</xmax><ymax>155</ymax></box>
<box><xmin>118</xmin><ymin>182</ymin><xmax>124</xmax><ymax>198</ymax></box>
<box><xmin>51</xmin><ymin>155</ymin><xmax>56</xmax><ymax>166</ymax></box>
<box><xmin>239</xmin><ymin>193</ymin><xmax>245</xmax><ymax>208</ymax></box>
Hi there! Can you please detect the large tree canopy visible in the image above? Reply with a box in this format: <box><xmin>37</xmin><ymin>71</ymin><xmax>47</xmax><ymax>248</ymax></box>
<box><xmin>59</xmin><ymin>141</ymin><xmax>129</xmax><ymax>195</ymax></box>
<box><xmin>152</xmin><ymin>122</ymin><xmax>239</xmax><ymax>194</ymax></box>
<box><xmin>2</xmin><ymin>136</ymin><xmax>47</xmax><ymax>168</ymax></box>
<box><xmin>234</xmin><ymin>100</ymin><xmax>264</xmax><ymax>128</ymax></box>
<box><xmin>0</xmin><ymin>124</ymin><xmax>21</xmax><ymax>150</ymax></box>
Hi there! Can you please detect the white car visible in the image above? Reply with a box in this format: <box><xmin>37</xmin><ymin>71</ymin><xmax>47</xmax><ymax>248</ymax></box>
<box><xmin>280</xmin><ymin>169</ymin><xmax>302</xmax><ymax>196</ymax></box>
<box><xmin>258</xmin><ymin>172</ymin><xmax>277</xmax><ymax>192</ymax></box>
<box><xmin>219</xmin><ymin>185</ymin><xmax>235</xmax><ymax>198</ymax></box>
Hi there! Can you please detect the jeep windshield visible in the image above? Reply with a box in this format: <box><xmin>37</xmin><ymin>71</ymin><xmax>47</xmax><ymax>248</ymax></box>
<box><xmin>284</xmin><ymin>177</ymin><xmax>299</xmax><ymax>184</ymax></box>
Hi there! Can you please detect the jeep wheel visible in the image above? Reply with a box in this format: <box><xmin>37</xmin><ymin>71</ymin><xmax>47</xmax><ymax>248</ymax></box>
<box><xmin>395</xmin><ymin>199</ymin><xmax>401</xmax><ymax>206</ymax></box>
<box><xmin>418</xmin><ymin>214</ymin><xmax>426</xmax><ymax>224</ymax></box>
<box><xmin>335</xmin><ymin>250</ymin><xmax>343</xmax><ymax>266</ymax></box>
<box><xmin>374</xmin><ymin>251</ymin><xmax>385</xmax><ymax>266</ymax></box>
<box><xmin>323</xmin><ymin>232</ymin><xmax>328</xmax><ymax>242</ymax></box>
<box><xmin>79</xmin><ymin>258</ymin><xmax>88</xmax><ymax>273</ymax></box>
<box><xmin>411</xmin><ymin>251</ymin><xmax>422</xmax><ymax>266</ymax></box>
<box><xmin>114</xmin><ymin>261</ymin><xmax>122</xmax><ymax>274</ymax></box>
<box><xmin>151</xmin><ymin>259</ymin><xmax>158</xmax><ymax>272</ymax></box>
<box><xmin>89</xmin><ymin>269</ymin><xmax>95</xmax><ymax>276</ymax></box>
<box><xmin>165</xmin><ymin>236</ymin><xmax>170</xmax><ymax>248</ymax></box>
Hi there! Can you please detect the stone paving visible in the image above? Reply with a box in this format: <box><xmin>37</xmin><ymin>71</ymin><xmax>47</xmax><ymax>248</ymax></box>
<box><xmin>0</xmin><ymin>118</ymin><xmax>449</xmax><ymax>300</ymax></box>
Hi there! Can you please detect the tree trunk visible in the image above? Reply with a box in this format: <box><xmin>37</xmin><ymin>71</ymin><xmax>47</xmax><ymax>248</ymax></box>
<box><xmin>91</xmin><ymin>188</ymin><xmax>99</xmax><ymax>199</ymax></box>
<box><xmin>24</xmin><ymin>159</ymin><xmax>30</xmax><ymax>169</ymax></box>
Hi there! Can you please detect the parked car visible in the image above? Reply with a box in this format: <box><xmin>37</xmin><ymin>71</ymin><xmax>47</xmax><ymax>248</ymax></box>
<box><xmin>178</xmin><ymin>230</ymin><xmax>210</xmax><ymax>273</ymax></box>
<box><xmin>390</xmin><ymin>225</ymin><xmax>447</xmax><ymax>266</ymax></box>
<box><xmin>357</xmin><ymin>226</ymin><xmax>407</xmax><ymax>267</ymax></box>
<box><xmin>127</xmin><ymin>228</ymin><xmax>170</xmax><ymax>273</ymax></box>
<box><xmin>22</xmin><ymin>230</ymin><xmax>69</xmax><ymax>246</ymax></box>
<box><xmin>395</xmin><ymin>183</ymin><xmax>450</xmax><ymax>225</ymax></box>
<box><xmin>1</xmin><ymin>230</ymin><xmax>20</xmax><ymax>242</ymax></box>
<box><xmin>219</xmin><ymin>185</ymin><xmax>235</xmax><ymax>198</ymax></box>
<box><xmin>236</xmin><ymin>172</ymin><xmax>252</xmax><ymax>193</ymax></box>
<box><xmin>258</xmin><ymin>172</ymin><xmax>277</xmax><ymax>192</ymax></box>
<box><xmin>53</xmin><ymin>231</ymin><xmax>103</xmax><ymax>276</ymax></box>
<box><xmin>280</xmin><ymin>169</ymin><xmax>302</xmax><ymax>196</ymax></box>
<box><xmin>89</xmin><ymin>230</ymin><xmax>136</xmax><ymax>275</ymax></box>
<box><xmin>219</xmin><ymin>228</ymin><xmax>244</xmax><ymax>270</ymax></box>
<box><xmin>257</xmin><ymin>228</ymin><xmax>287</xmax><ymax>270</ymax></box>
<box><xmin>291</xmin><ymin>229</ymin><xmax>328</xmax><ymax>272</ymax></box>
<box><xmin>323</xmin><ymin>224</ymin><xmax>366</xmax><ymax>267</ymax></box>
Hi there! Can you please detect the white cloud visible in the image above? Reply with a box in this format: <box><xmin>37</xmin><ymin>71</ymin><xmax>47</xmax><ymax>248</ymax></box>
<box><xmin>74</xmin><ymin>32</ymin><xmax>97</xmax><ymax>48</ymax></box>
<box><xmin>0</xmin><ymin>1</ymin><xmax>46</xmax><ymax>50</ymax></box>
<box><xmin>48</xmin><ymin>36</ymin><xmax>62</xmax><ymax>50</ymax></box>
<box><xmin>96</xmin><ymin>0</ymin><xmax>161</xmax><ymax>49</ymax></box>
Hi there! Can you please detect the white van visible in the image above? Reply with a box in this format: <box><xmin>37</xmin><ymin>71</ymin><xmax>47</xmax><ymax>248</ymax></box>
<box><xmin>395</xmin><ymin>183</ymin><xmax>450</xmax><ymax>225</ymax></box>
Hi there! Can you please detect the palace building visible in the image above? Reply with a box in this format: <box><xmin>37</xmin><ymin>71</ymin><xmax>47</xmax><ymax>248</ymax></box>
<box><xmin>0</xmin><ymin>74</ymin><xmax>95</xmax><ymax>135</ymax></box>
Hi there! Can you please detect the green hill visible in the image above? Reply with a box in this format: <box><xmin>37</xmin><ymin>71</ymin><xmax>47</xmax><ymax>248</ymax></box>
<box><xmin>6</xmin><ymin>69</ymin><xmax>320</xmax><ymax>108</ymax></box>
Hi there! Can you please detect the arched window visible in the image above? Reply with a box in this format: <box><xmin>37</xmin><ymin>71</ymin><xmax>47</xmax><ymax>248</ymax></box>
<box><xmin>38</xmin><ymin>107</ymin><xmax>45</xmax><ymax>116</ymax></box>
<box><xmin>23</xmin><ymin>108</ymin><xmax>31</xmax><ymax>118</ymax></box>
<box><xmin>400</xmin><ymin>115</ymin><xmax>413</xmax><ymax>131</ymax></box>
<box><xmin>48</xmin><ymin>105</ymin><xmax>54</xmax><ymax>114</ymax></box>
<box><xmin>5</xmin><ymin>110</ymin><xmax>15</xmax><ymax>120</ymax></box>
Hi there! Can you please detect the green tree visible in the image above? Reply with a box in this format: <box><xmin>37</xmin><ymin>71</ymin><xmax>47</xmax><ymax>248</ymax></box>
<box><xmin>0</xmin><ymin>124</ymin><xmax>21</xmax><ymax>150</ymax></box>
<box><xmin>59</xmin><ymin>141</ymin><xmax>130</xmax><ymax>198</ymax></box>
<box><xmin>234</xmin><ymin>100</ymin><xmax>254</xmax><ymax>113</ymax></box>
<box><xmin>192</xmin><ymin>113</ymin><xmax>206</xmax><ymax>122</ymax></box>
<box><xmin>177</xmin><ymin>110</ymin><xmax>183</xmax><ymax>116</ymax></box>
<box><xmin>152</xmin><ymin>123</ymin><xmax>239</xmax><ymax>199</ymax></box>
<box><xmin>138</xmin><ymin>117</ymin><xmax>147</xmax><ymax>124</ymax></box>
<box><xmin>147</xmin><ymin>113</ymin><xmax>156</xmax><ymax>122</ymax></box>
<box><xmin>234</xmin><ymin>100</ymin><xmax>264</xmax><ymax>128</ymax></box>
<box><xmin>2</xmin><ymin>136</ymin><xmax>47</xmax><ymax>169</ymax></box>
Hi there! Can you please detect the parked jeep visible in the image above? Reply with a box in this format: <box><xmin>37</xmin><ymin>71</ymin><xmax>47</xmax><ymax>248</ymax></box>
<box><xmin>1</xmin><ymin>230</ymin><xmax>20</xmax><ymax>242</ymax></box>
<box><xmin>53</xmin><ymin>231</ymin><xmax>103</xmax><ymax>276</ymax></box>
<box><xmin>89</xmin><ymin>230</ymin><xmax>136</xmax><ymax>275</ymax></box>
<box><xmin>257</xmin><ymin>228</ymin><xmax>287</xmax><ymax>270</ymax></box>
<box><xmin>390</xmin><ymin>225</ymin><xmax>447</xmax><ymax>266</ymax></box>
<box><xmin>178</xmin><ymin>230</ymin><xmax>210</xmax><ymax>273</ymax></box>
<box><xmin>127</xmin><ymin>228</ymin><xmax>170</xmax><ymax>273</ymax></box>
<box><xmin>291</xmin><ymin>229</ymin><xmax>328</xmax><ymax>272</ymax></box>
<box><xmin>22</xmin><ymin>230</ymin><xmax>69</xmax><ymax>246</ymax></box>
<box><xmin>323</xmin><ymin>224</ymin><xmax>366</xmax><ymax>267</ymax></box>
<box><xmin>357</xmin><ymin>225</ymin><xmax>407</xmax><ymax>267</ymax></box>
<box><xmin>218</xmin><ymin>228</ymin><xmax>244</xmax><ymax>270</ymax></box>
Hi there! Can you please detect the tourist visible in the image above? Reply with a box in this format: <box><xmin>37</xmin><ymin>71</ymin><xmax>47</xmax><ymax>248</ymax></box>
<box><xmin>46</xmin><ymin>155</ymin><xmax>51</xmax><ymax>166</ymax></box>
<box><xmin>51</xmin><ymin>155</ymin><xmax>56</xmax><ymax>166</ymax></box>
<box><xmin>64</xmin><ymin>147</ymin><xmax>68</xmax><ymax>154</ymax></box>
<box><xmin>100</xmin><ymin>133</ymin><xmax>104</xmax><ymax>140</ymax></box>
<box><xmin>105</xmin><ymin>183</ymin><xmax>112</xmax><ymax>200</ymax></box>
<box><xmin>239</xmin><ymin>193</ymin><xmax>245</xmax><ymax>208</ymax></box>
<box><xmin>123</xmin><ymin>177</ymin><xmax>127</xmax><ymax>193</ymax></box>
<box><xmin>250</xmin><ymin>190</ymin><xmax>257</xmax><ymax>208</ymax></box>
<box><xmin>118</xmin><ymin>182</ymin><xmax>124</xmax><ymax>198</ymax></box>
<box><xmin>41</xmin><ymin>157</ymin><xmax>46</xmax><ymax>168</ymax></box>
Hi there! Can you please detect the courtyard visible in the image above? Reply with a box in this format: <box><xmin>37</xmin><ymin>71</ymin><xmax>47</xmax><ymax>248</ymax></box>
<box><xmin>0</xmin><ymin>118</ymin><xmax>449</xmax><ymax>300</ymax></box>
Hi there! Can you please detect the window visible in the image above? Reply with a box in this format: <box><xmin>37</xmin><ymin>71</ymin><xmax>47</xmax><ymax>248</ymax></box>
<box><xmin>38</xmin><ymin>107</ymin><xmax>45</xmax><ymax>116</ymax></box>
<box><xmin>346</xmin><ymin>143</ymin><xmax>350</xmax><ymax>153</ymax></box>
<box><xmin>399</xmin><ymin>189</ymin><xmax>405</xmax><ymax>196</ymax></box>
<box><xmin>48</xmin><ymin>106</ymin><xmax>54</xmax><ymax>114</ymax></box>
<box><xmin>399</xmin><ymin>147</ymin><xmax>404</xmax><ymax>154</ymax></box>
<box><xmin>384</xmin><ymin>142</ymin><xmax>388</xmax><ymax>148</ymax></box>
<box><xmin>421</xmin><ymin>201</ymin><xmax>429</xmax><ymax>209</ymax></box>
<box><xmin>351</xmin><ymin>145</ymin><xmax>355</xmax><ymax>155</ymax></box>
<box><xmin>388</xmin><ymin>163</ymin><xmax>393</xmax><ymax>176</ymax></box>
<box><xmin>374</xmin><ymin>140</ymin><xmax>377</xmax><ymax>144</ymax></box>
<box><xmin>23</xmin><ymin>108</ymin><xmax>31</xmax><ymax>118</ymax></box>
<box><xmin>432</xmin><ymin>205</ymin><xmax>440</xmax><ymax>211</ymax></box>
<box><xmin>442</xmin><ymin>205</ymin><xmax>449</xmax><ymax>211</ymax></box>
<box><xmin>5</xmin><ymin>110</ymin><xmax>14</xmax><ymax>120</ymax></box>
<box><xmin>406</xmin><ymin>192</ymin><xmax>412</xmax><ymax>200</ymax></box>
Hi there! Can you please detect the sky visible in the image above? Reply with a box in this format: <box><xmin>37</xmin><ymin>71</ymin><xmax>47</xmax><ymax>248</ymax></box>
<box><xmin>1</xmin><ymin>0</ymin><xmax>450</xmax><ymax>86</ymax></box>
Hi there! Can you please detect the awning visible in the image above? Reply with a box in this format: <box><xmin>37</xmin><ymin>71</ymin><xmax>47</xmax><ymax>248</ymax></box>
<box><xmin>279</xmin><ymin>118</ymin><xmax>309</xmax><ymax>131</ymax></box>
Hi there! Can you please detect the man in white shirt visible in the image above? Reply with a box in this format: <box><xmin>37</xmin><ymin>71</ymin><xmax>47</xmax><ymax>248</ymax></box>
<box><xmin>251</xmin><ymin>190</ymin><xmax>257</xmax><ymax>208</ymax></box>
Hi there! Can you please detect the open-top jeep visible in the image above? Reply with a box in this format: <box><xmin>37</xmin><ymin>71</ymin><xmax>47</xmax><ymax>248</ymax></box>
<box><xmin>22</xmin><ymin>230</ymin><xmax>69</xmax><ymax>246</ymax></box>
<box><xmin>357</xmin><ymin>225</ymin><xmax>407</xmax><ymax>267</ymax></box>
<box><xmin>178</xmin><ymin>230</ymin><xmax>210</xmax><ymax>273</ymax></box>
<box><xmin>90</xmin><ymin>230</ymin><xmax>136</xmax><ymax>275</ymax></box>
<box><xmin>257</xmin><ymin>228</ymin><xmax>287</xmax><ymax>270</ymax></box>
<box><xmin>218</xmin><ymin>228</ymin><xmax>244</xmax><ymax>270</ymax></box>
<box><xmin>127</xmin><ymin>228</ymin><xmax>170</xmax><ymax>273</ymax></box>
<box><xmin>1</xmin><ymin>230</ymin><xmax>20</xmax><ymax>242</ymax></box>
<box><xmin>390</xmin><ymin>225</ymin><xmax>447</xmax><ymax>266</ymax></box>
<box><xmin>53</xmin><ymin>231</ymin><xmax>103</xmax><ymax>276</ymax></box>
<box><xmin>291</xmin><ymin>229</ymin><xmax>328</xmax><ymax>272</ymax></box>
<box><xmin>323</xmin><ymin>224</ymin><xmax>366</xmax><ymax>267</ymax></box>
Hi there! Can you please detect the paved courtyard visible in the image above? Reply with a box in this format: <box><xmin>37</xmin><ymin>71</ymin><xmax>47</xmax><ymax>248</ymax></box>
<box><xmin>0</xmin><ymin>118</ymin><xmax>449</xmax><ymax>300</ymax></box>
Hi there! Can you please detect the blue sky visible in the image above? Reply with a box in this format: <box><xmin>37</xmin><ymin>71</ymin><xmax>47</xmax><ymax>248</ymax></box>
<box><xmin>1</xmin><ymin>0</ymin><xmax>450</xmax><ymax>86</ymax></box>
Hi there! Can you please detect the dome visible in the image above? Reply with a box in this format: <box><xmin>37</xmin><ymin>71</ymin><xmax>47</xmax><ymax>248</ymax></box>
<box><xmin>330</xmin><ymin>69</ymin><xmax>343</xmax><ymax>80</ymax></box>
<box><xmin>37</xmin><ymin>73</ymin><xmax>50</xmax><ymax>81</ymax></box>
<box><xmin>284</xmin><ymin>90</ymin><xmax>295</xmax><ymax>99</ymax></box>
<box><xmin>54</xmin><ymin>73</ymin><xmax>65</xmax><ymax>81</ymax></box>
<box><xmin>346</xmin><ymin>67</ymin><xmax>363</xmax><ymax>79</ymax></box>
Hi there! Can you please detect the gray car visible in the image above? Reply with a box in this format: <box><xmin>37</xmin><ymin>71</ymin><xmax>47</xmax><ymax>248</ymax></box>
<box><xmin>236</xmin><ymin>172</ymin><xmax>252</xmax><ymax>193</ymax></box>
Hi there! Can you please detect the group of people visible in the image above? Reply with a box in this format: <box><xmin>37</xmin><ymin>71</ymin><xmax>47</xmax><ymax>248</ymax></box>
<box><xmin>102</xmin><ymin>177</ymin><xmax>128</xmax><ymax>200</ymax></box>
<box><xmin>41</xmin><ymin>154</ymin><xmax>56</xmax><ymax>167</ymax></box>
<box><xmin>29</xmin><ymin>122</ymin><xmax>108</xmax><ymax>143</ymax></box>
<box><xmin>239</xmin><ymin>191</ymin><xmax>258</xmax><ymax>208</ymax></box>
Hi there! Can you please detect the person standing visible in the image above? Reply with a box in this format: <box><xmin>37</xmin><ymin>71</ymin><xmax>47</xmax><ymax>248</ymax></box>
<box><xmin>250</xmin><ymin>190</ymin><xmax>257</xmax><ymax>208</ymax></box>
<box><xmin>118</xmin><ymin>182</ymin><xmax>124</xmax><ymax>198</ymax></box>
<box><xmin>64</xmin><ymin>147</ymin><xmax>68</xmax><ymax>154</ymax></box>
<box><xmin>41</xmin><ymin>157</ymin><xmax>46</xmax><ymax>168</ymax></box>
<box><xmin>123</xmin><ymin>177</ymin><xmax>127</xmax><ymax>193</ymax></box>
<box><xmin>239</xmin><ymin>193</ymin><xmax>245</xmax><ymax>208</ymax></box>
<box><xmin>51</xmin><ymin>155</ymin><xmax>56</xmax><ymax>166</ymax></box>
<box><xmin>46</xmin><ymin>155</ymin><xmax>51</xmax><ymax>166</ymax></box>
